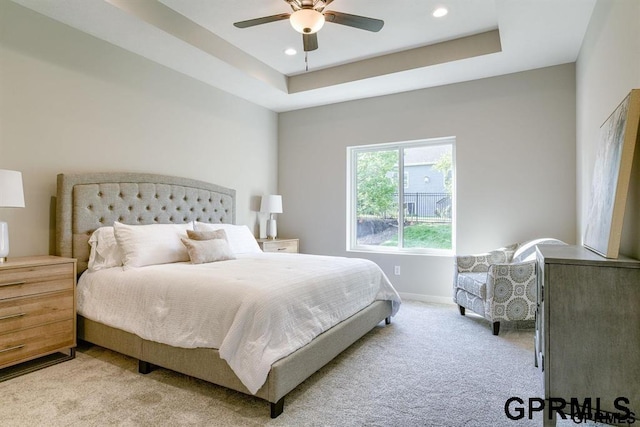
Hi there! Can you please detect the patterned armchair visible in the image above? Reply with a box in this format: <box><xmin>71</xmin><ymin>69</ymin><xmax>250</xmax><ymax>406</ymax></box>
<box><xmin>453</xmin><ymin>238</ymin><xmax>566</xmax><ymax>335</ymax></box>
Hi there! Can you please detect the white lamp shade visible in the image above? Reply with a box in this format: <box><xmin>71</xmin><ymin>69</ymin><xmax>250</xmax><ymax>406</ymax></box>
<box><xmin>290</xmin><ymin>9</ymin><xmax>325</xmax><ymax>34</ymax></box>
<box><xmin>260</xmin><ymin>195</ymin><xmax>283</xmax><ymax>214</ymax></box>
<box><xmin>0</xmin><ymin>169</ymin><xmax>25</xmax><ymax>208</ymax></box>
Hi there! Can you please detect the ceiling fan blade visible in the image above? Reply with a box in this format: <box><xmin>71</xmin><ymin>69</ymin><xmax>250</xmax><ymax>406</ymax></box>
<box><xmin>233</xmin><ymin>13</ymin><xmax>290</xmax><ymax>29</ymax></box>
<box><xmin>303</xmin><ymin>33</ymin><xmax>318</xmax><ymax>51</ymax></box>
<box><xmin>323</xmin><ymin>11</ymin><xmax>384</xmax><ymax>32</ymax></box>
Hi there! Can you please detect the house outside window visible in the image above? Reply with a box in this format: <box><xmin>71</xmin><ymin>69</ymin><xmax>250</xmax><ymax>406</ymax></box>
<box><xmin>347</xmin><ymin>137</ymin><xmax>455</xmax><ymax>254</ymax></box>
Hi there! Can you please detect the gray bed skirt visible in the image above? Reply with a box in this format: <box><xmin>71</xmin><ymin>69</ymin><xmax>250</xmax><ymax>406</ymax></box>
<box><xmin>77</xmin><ymin>300</ymin><xmax>392</xmax><ymax>417</ymax></box>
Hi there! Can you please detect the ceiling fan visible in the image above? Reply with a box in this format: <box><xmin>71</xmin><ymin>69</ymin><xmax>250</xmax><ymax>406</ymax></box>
<box><xmin>233</xmin><ymin>0</ymin><xmax>384</xmax><ymax>53</ymax></box>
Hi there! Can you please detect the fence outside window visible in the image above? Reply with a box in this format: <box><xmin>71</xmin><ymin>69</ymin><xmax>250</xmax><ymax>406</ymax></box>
<box><xmin>391</xmin><ymin>192</ymin><xmax>452</xmax><ymax>223</ymax></box>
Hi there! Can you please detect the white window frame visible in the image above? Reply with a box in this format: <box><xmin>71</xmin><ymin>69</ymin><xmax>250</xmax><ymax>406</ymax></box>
<box><xmin>346</xmin><ymin>137</ymin><xmax>456</xmax><ymax>255</ymax></box>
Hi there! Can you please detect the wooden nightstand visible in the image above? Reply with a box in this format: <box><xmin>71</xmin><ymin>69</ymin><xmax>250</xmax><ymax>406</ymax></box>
<box><xmin>257</xmin><ymin>238</ymin><xmax>299</xmax><ymax>253</ymax></box>
<box><xmin>0</xmin><ymin>256</ymin><xmax>77</xmax><ymax>381</ymax></box>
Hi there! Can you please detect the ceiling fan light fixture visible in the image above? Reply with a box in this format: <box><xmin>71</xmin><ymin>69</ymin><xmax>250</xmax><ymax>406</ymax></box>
<box><xmin>290</xmin><ymin>9</ymin><xmax>325</xmax><ymax>34</ymax></box>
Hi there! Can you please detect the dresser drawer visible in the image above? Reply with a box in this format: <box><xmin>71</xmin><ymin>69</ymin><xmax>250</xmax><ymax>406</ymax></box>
<box><xmin>0</xmin><ymin>263</ymin><xmax>74</xmax><ymax>300</ymax></box>
<box><xmin>0</xmin><ymin>290</ymin><xmax>74</xmax><ymax>334</ymax></box>
<box><xmin>260</xmin><ymin>239</ymin><xmax>299</xmax><ymax>253</ymax></box>
<box><xmin>0</xmin><ymin>319</ymin><xmax>75</xmax><ymax>368</ymax></box>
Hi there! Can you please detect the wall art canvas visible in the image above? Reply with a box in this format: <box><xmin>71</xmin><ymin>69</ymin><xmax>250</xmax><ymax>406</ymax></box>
<box><xmin>584</xmin><ymin>89</ymin><xmax>640</xmax><ymax>258</ymax></box>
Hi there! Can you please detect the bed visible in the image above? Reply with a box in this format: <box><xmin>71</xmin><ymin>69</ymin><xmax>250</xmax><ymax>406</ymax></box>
<box><xmin>55</xmin><ymin>172</ymin><xmax>400</xmax><ymax>418</ymax></box>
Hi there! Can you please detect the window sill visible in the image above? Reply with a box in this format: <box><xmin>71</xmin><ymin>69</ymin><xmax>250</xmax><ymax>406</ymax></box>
<box><xmin>347</xmin><ymin>246</ymin><xmax>454</xmax><ymax>257</ymax></box>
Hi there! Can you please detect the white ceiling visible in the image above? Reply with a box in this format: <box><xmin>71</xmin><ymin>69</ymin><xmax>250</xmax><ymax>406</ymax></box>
<box><xmin>11</xmin><ymin>0</ymin><xmax>596</xmax><ymax>112</ymax></box>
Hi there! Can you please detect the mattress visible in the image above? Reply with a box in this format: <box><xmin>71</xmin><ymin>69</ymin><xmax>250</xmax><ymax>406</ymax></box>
<box><xmin>77</xmin><ymin>252</ymin><xmax>401</xmax><ymax>394</ymax></box>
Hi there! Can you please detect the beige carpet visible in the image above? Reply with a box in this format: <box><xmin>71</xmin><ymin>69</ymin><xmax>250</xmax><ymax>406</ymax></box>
<box><xmin>0</xmin><ymin>301</ymin><xmax>595</xmax><ymax>426</ymax></box>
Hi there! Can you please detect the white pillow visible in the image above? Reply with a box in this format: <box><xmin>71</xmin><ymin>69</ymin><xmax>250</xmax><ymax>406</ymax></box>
<box><xmin>512</xmin><ymin>238</ymin><xmax>566</xmax><ymax>263</ymax></box>
<box><xmin>87</xmin><ymin>226</ymin><xmax>123</xmax><ymax>271</ymax></box>
<box><xmin>113</xmin><ymin>222</ymin><xmax>193</xmax><ymax>268</ymax></box>
<box><xmin>194</xmin><ymin>222</ymin><xmax>262</xmax><ymax>254</ymax></box>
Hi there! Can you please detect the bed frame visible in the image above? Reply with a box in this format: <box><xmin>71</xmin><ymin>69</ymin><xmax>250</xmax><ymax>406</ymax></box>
<box><xmin>55</xmin><ymin>172</ymin><xmax>392</xmax><ymax>418</ymax></box>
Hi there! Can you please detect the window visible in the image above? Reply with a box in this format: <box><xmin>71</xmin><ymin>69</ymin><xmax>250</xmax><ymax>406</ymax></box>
<box><xmin>347</xmin><ymin>137</ymin><xmax>455</xmax><ymax>254</ymax></box>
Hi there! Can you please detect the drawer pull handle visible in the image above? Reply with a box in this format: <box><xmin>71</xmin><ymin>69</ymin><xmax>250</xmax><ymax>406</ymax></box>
<box><xmin>277</xmin><ymin>248</ymin><xmax>286</xmax><ymax>251</ymax></box>
<box><xmin>0</xmin><ymin>312</ymin><xmax>26</xmax><ymax>321</ymax></box>
<box><xmin>0</xmin><ymin>280</ymin><xmax>26</xmax><ymax>288</ymax></box>
<box><xmin>0</xmin><ymin>344</ymin><xmax>25</xmax><ymax>354</ymax></box>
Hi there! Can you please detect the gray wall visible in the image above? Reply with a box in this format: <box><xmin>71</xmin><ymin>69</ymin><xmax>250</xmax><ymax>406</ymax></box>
<box><xmin>576</xmin><ymin>0</ymin><xmax>640</xmax><ymax>259</ymax></box>
<box><xmin>278</xmin><ymin>64</ymin><xmax>577</xmax><ymax>301</ymax></box>
<box><xmin>0</xmin><ymin>2</ymin><xmax>278</xmax><ymax>257</ymax></box>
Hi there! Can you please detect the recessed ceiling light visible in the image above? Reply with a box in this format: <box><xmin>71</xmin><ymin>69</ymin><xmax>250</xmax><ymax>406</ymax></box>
<box><xmin>284</xmin><ymin>48</ymin><xmax>297</xmax><ymax>56</ymax></box>
<box><xmin>432</xmin><ymin>7</ymin><xmax>448</xmax><ymax>18</ymax></box>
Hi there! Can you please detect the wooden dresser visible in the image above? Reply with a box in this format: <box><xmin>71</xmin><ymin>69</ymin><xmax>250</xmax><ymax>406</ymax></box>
<box><xmin>257</xmin><ymin>238</ymin><xmax>299</xmax><ymax>253</ymax></box>
<box><xmin>535</xmin><ymin>245</ymin><xmax>640</xmax><ymax>426</ymax></box>
<box><xmin>0</xmin><ymin>256</ymin><xmax>77</xmax><ymax>380</ymax></box>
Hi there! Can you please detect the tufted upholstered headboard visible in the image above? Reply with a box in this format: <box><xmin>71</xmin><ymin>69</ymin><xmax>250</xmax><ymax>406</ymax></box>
<box><xmin>56</xmin><ymin>172</ymin><xmax>236</xmax><ymax>274</ymax></box>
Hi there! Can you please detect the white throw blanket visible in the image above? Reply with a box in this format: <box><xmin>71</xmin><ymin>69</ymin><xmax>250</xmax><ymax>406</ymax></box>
<box><xmin>77</xmin><ymin>252</ymin><xmax>401</xmax><ymax>394</ymax></box>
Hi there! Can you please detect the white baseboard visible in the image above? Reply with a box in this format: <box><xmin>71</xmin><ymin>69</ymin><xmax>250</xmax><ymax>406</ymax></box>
<box><xmin>398</xmin><ymin>292</ymin><xmax>455</xmax><ymax>305</ymax></box>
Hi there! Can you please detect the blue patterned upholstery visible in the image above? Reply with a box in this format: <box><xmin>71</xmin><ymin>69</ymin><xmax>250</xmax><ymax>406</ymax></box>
<box><xmin>453</xmin><ymin>239</ymin><xmax>566</xmax><ymax>335</ymax></box>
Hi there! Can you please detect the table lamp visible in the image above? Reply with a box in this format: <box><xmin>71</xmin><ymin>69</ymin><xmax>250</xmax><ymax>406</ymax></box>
<box><xmin>260</xmin><ymin>195</ymin><xmax>283</xmax><ymax>239</ymax></box>
<box><xmin>0</xmin><ymin>169</ymin><xmax>25</xmax><ymax>262</ymax></box>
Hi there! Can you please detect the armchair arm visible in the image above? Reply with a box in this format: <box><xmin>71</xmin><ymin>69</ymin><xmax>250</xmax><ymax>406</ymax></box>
<box><xmin>486</xmin><ymin>260</ymin><xmax>537</xmax><ymax>301</ymax></box>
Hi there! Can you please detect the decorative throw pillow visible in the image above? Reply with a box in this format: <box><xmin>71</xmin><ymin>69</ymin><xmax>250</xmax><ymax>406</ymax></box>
<box><xmin>186</xmin><ymin>229</ymin><xmax>229</xmax><ymax>242</ymax></box>
<box><xmin>512</xmin><ymin>238</ymin><xmax>566</xmax><ymax>263</ymax></box>
<box><xmin>113</xmin><ymin>222</ymin><xmax>192</xmax><ymax>268</ymax></box>
<box><xmin>181</xmin><ymin>237</ymin><xmax>235</xmax><ymax>264</ymax></box>
<box><xmin>194</xmin><ymin>222</ymin><xmax>262</xmax><ymax>254</ymax></box>
<box><xmin>88</xmin><ymin>226</ymin><xmax>123</xmax><ymax>271</ymax></box>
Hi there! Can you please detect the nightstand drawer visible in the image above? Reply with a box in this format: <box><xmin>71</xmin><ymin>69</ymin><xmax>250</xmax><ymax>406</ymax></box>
<box><xmin>0</xmin><ymin>263</ymin><xmax>74</xmax><ymax>300</ymax></box>
<box><xmin>0</xmin><ymin>319</ymin><xmax>75</xmax><ymax>368</ymax></box>
<box><xmin>0</xmin><ymin>290</ymin><xmax>75</xmax><ymax>334</ymax></box>
<box><xmin>260</xmin><ymin>239</ymin><xmax>299</xmax><ymax>253</ymax></box>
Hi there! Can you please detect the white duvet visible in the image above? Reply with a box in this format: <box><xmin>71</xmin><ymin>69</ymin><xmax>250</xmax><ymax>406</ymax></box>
<box><xmin>77</xmin><ymin>252</ymin><xmax>401</xmax><ymax>394</ymax></box>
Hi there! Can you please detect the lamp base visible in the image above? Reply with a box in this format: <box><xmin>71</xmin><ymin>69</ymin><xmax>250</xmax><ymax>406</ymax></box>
<box><xmin>0</xmin><ymin>221</ymin><xmax>8</xmax><ymax>262</ymax></box>
<box><xmin>267</xmin><ymin>219</ymin><xmax>277</xmax><ymax>240</ymax></box>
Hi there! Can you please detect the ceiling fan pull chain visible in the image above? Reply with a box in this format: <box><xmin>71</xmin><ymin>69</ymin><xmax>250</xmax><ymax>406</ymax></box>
<box><xmin>305</xmin><ymin>51</ymin><xmax>309</xmax><ymax>72</ymax></box>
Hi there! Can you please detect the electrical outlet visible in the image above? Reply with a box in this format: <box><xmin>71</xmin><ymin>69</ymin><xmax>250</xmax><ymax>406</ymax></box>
<box><xmin>394</xmin><ymin>266</ymin><xmax>401</xmax><ymax>275</ymax></box>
